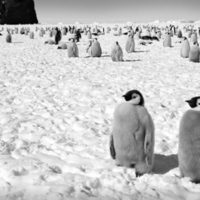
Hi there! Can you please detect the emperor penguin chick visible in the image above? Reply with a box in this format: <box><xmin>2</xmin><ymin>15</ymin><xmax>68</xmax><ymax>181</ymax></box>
<box><xmin>178</xmin><ymin>96</ymin><xmax>200</xmax><ymax>183</ymax></box>
<box><xmin>110</xmin><ymin>90</ymin><xmax>155</xmax><ymax>176</ymax></box>
<box><xmin>67</xmin><ymin>39</ymin><xmax>79</xmax><ymax>58</ymax></box>
<box><xmin>189</xmin><ymin>42</ymin><xmax>200</xmax><ymax>63</ymax></box>
<box><xmin>111</xmin><ymin>41</ymin><xmax>123</xmax><ymax>61</ymax></box>
<box><xmin>180</xmin><ymin>37</ymin><xmax>190</xmax><ymax>58</ymax></box>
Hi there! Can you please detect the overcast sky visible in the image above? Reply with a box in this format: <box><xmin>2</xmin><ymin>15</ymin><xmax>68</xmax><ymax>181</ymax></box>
<box><xmin>34</xmin><ymin>0</ymin><xmax>200</xmax><ymax>24</ymax></box>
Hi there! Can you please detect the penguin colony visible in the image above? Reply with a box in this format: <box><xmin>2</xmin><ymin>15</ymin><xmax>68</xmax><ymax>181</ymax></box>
<box><xmin>8</xmin><ymin>24</ymin><xmax>200</xmax><ymax>62</ymax></box>
<box><xmin>3</xmin><ymin>24</ymin><xmax>200</xmax><ymax>183</ymax></box>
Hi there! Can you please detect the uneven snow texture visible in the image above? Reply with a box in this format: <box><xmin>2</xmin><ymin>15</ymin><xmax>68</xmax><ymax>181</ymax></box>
<box><xmin>0</xmin><ymin>24</ymin><xmax>200</xmax><ymax>200</ymax></box>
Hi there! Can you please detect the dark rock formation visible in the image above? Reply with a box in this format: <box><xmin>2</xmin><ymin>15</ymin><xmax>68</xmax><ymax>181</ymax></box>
<box><xmin>0</xmin><ymin>0</ymin><xmax>38</xmax><ymax>24</ymax></box>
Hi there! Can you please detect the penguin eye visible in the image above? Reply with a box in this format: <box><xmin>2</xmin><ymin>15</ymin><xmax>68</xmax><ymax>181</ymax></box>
<box><xmin>132</xmin><ymin>94</ymin><xmax>137</xmax><ymax>99</ymax></box>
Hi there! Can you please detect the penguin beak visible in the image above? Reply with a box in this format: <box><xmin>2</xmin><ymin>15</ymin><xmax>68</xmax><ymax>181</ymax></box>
<box><xmin>185</xmin><ymin>100</ymin><xmax>190</xmax><ymax>103</ymax></box>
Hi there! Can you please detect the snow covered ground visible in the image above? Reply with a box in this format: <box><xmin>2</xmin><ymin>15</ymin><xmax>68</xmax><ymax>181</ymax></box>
<box><xmin>0</xmin><ymin>24</ymin><xmax>200</xmax><ymax>200</ymax></box>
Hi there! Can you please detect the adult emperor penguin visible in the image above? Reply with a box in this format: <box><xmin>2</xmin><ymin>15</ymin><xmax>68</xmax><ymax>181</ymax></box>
<box><xmin>54</xmin><ymin>27</ymin><xmax>62</xmax><ymax>45</ymax></box>
<box><xmin>180</xmin><ymin>37</ymin><xmax>190</xmax><ymax>58</ymax></box>
<box><xmin>67</xmin><ymin>39</ymin><xmax>79</xmax><ymax>58</ymax></box>
<box><xmin>178</xmin><ymin>96</ymin><xmax>200</xmax><ymax>183</ymax></box>
<box><xmin>110</xmin><ymin>90</ymin><xmax>155</xmax><ymax>176</ymax></box>
<box><xmin>111</xmin><ymin>42</ymin><xmax>123</xmax><ymax>61</ymax></box>
<box><xmin>189</xmin><ymin>42</ymin><xmax>200</xmax><ymax>63</ymax></box>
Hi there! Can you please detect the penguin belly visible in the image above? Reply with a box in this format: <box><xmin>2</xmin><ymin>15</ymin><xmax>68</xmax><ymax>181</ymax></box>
<box><xmin>189</xmin><ymin>46</ymin><xmax>199</xmax><ymax>62</ymax></box>
<box><xmin>178</xmin><ymin>110</ymin><xmax>200</xmax><ymax>183</ymax></box>
<box><xmin>125</xmin><ymin>37</ymin><xmax>135</xmax><ymax>53</ymax></box>
<box><xmin>112</xmin><ymin>104</ymin><xmax>145</xmax><ymax>167</ymax></box>
<box><xmin>91</xmin><ymin>43</ymin><xmax>102</xmax><ymax>57</ymax></box>
<box><xmin>181</xmin><ymin>40</ymin><xmax>190</xmax><ymax>58</ymax></box>
<box><xmin>163</xmin><ymin>36</ymin><xmax>171</xmax><ymax>47</ymax></box>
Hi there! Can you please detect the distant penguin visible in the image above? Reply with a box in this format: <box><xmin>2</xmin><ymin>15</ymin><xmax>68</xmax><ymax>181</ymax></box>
<box><xmin>134</xmin><ymin>31</ymin><xmax>141</xmax><ymax>40</ymax></box>
<box><xmin>15</xmin><ymin>27</ymin><xmax>18</xmax><ymax>34</ymax></box>
<box><xmin>6</xmin><ymin>31</ymin><xmax>12</xmax><ymax>43</ymax></box>
<box><xmin>57</xmin><ymin>43</ymin><xmax>67</xmax><ymax>49</ymax></box>
<box><xmin>145</xmin><ymin>29</ymin><xmax>151</xmax><ymax>36</ymax></box>
<box><xmin>106</xmin><ymin>27</ymin><xmax>110</xmax><ymax>34</ymax></box>
<box><xmin>118</xmin><ymin>27</ymin><xmax>122</xmax><ymax>36</ymax></box>
<box><xmin>156</xmin><ymin>31</ymin><xmax>162</xmax><ymax>39</ymax></box>
<box><xmin>180</xmin><ymin>37</ymin><xmax>190</xmax><ymax>58</ymax></box>
<box><xmin>87</xmin><ymin>30</ymin><xmax>92</xmax><ymax>39</ymax></box>
<box><xmin>29</xmin><ymin>31</ymin><xmax>34</xmax><ymax>39</ymax></box>
<box><xmin>83</xmin><ymin>28</ymin><xmax>87</xmax><ymax>35</ymax></box>
<box><xmin>177</xmin><ymin>29</ymin><xmax>182</xmax><ymax>38</ymax></box>
<box><xmin>125</xmin><ymin>35</ymin><xmax>135</xmax><ymax>53</ymax></box>
<box><xmin>44</xmin><ymin>39</ymin><xmax>55</xmax><ymax>45</ymax></box>
<box><xmin>189</xmin><ymin>42</ymin><xmax>200</xmax><ymax>63</ymax></box>
<box><xmin>49</xmin><ymin>30</ymin><xmax>53</xmax><ymax>37</ymax></box>
<box><xmin>111</xmin><ymin>42</ymin><xmax>123</xmax><ymax>62</ymax></box>
<box><xmin>75</xmin><ymin>29</ymin><xmax>81</xmax><ymax>42</ymax></box>
<box><xmin>55</xmin><ymin>27</ymin><xmax>62</xmax><ymax>44</ymax></box>
<box><xmin>190</xmin><ymin>32</ymin><xmax>198</xmax><ymax>43</ymax></box>
<box><xmin>39</xmin><ymin>30</ymin><xmax>44</xmax><ymax>37</ymax></box>
<box><xmin>151</xmin><ymin>28</ymin><xmax>157</xmax><ymax>37</ymax></box>
<box><xmin>67</xmin><ymin>39</ymin><xmax>79</xmax><ymax>58</ymax></box>
<box><xmin>170</xmin><ymin>29</ymin><xmax>174</xmax><ymax>37</ymax></box>
<box><xmin>110</xmin><ymin>90</ymin><xmax>155</xmax><ymax>176</ymax></box>
<box><xmin>86</xmin><ymin>40</ymin><xmax>92</xmax><ymax>54</ymax></box>
<box><xmin>178</xmin><ymin>96</ymin><xmax>200</xmax><ymax>183</ymax></box>
<box><xmin>89</xmin><ymin>39</ymin><xmax>102</xmax><ymax>57</ymax></box>
<box><xmin>20</xmin><ymin>27</ymin><xmax>25</xmax><ymax>34</ymax></box>
<box><xmin>62</xmin><ymin>27</ymin><xmax>68</xmax><ymax>36</ymax></box>
<box><xmin>163</xmin><ymin>33</ymin><xmax>172</xmax><ymax>47</ymax></box>
<box><xmin>188</xmin><ymin>30</ymin><xmax>192</xmax><ymax>38</ymax></box>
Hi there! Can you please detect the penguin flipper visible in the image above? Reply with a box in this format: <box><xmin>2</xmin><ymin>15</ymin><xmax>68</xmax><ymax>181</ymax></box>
<box><xmin>72</xmin><ymin>46</ymin><xmax>76</xmax><ymax>57</ymax></box>
<box><xmin>109</xmin><ymin>134</ymin><xmax>116</xmax><ymax>159</ymax></box>
<box><xmin>143</xmin><ymin>114</ymin><xmax>154</xmax><ymax>166</ymax></box>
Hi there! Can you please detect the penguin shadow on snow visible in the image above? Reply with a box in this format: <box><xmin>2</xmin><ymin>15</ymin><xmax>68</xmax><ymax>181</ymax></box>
<box><xmin>152</xmin><ymin>154</ymin><xmax>178</xmax><ymax>174</ymax></box>
<box><xmin>101</xmin><ymin>54</ymin><xmax>111</xmax><ymax>58</ymax></box>
<box><xmin>134</xmin><ymin>50</ymin><xmax>150</xmax><ymax>53</ymax></box>
<box><xmin>123</xmin><ymin>59</ymin><xmax>142</xmax><ymax>62</ymax></box>
<box><xmin>13</xmin><ymin>42</ymin><xmax>24</xmax><ymax>44</ymax></box>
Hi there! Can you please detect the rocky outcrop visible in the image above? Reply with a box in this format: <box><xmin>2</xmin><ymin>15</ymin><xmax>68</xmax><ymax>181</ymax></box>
<box><xmin>0</xmin><ymin>0</ymin><xmax>38</xmax><ymax>24</ymax></box>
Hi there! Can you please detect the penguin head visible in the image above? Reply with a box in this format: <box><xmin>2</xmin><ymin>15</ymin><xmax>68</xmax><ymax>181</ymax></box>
<box><xmin>185</xmin><ymin>96</ymin><xmax>200</xmax><ymax>108</ymax></box>
<box><xmin>183</xmin><ymin>37</ymin><xmax>187</xmax><ymax>40</ymax></box>
<box><xmin>116</xmin><ymin>41</ymin><xmax>119</xmax><ymax>45</ymax></box>
<box><xmin>197</xmin><ymin>99</ymin><xmax>200</xmax><ymax>107</ymax></box>
<box><xmin>122</xmin><ymin>90</ymin><xmax>145</xmax><ymax>106</ymax></box>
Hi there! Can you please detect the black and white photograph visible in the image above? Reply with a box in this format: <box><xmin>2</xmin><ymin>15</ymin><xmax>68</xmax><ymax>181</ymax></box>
<box><xmin>0</xmin><ymin>0</ymin><xmax>200</xmax><ymax>199</ymax></box>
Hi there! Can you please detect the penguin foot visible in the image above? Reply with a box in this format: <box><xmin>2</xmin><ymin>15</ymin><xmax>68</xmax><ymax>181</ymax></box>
<box><xmin>192</xmin><ymin>179</ymin><xmax>200</xmax><ymax>184</ymax></box>
<box><xmin>130</xmin><ymin>164</ymin><xmax>135</xmax><ymax>168</ymax></box>
<box><xmin>115</xmin><ymin>160</ymin><xmax>121</xmax><ymax>167</ymax></box>
<box><xmin>135</xmin><ymin>171</ymin><xmax>144</xmax><ymax>177</ymax></box>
